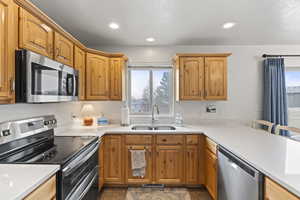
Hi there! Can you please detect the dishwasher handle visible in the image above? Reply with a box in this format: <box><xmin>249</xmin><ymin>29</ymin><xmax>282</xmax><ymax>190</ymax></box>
<box><xmin>218</xmin><ymin>146</ymin><xmax>260</xmax><ymax>180</ymax></box>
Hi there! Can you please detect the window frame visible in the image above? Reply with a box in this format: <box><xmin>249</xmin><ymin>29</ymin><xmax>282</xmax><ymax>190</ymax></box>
<box><xmin>128</xmin><ymin>66</ymin><xmax>174</xmax><ymax>117</ymax></box>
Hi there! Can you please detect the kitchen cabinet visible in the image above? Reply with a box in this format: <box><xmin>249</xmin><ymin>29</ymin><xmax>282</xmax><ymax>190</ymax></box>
<box><xmin>205</xmin><ymin>57</ymin><xmax>227</xmax><ymax>100</ymax></box>
<box><xmin>125</xmin><ymin>145</ymin><xmax>153</xmax><ymax>184</ymax></box>
<box><xmin>86</xmin><ymin>53</ymin><xmax>110</xmax><ymax>100</ymax></box>
<box><xmin>24</xmin><ymin>175</ymin><xmax>56</xmax><ymax>200</ymax></box>
<box><xmin>110</xmin><ymin>57</ymin><xmax>123</xmax><ymax>100</ymax></box>
<box><xmin>0</xmin><ymin>0</ymin><xmax>17</xmax><ymax>104</ymax></box>
<box><xmin>265</xmin><ymin>177</ymin><xmax>300</xmax><ymax>200</ymax></box>
<box><xmin>99</xmin><ymin>140</ymin><xmax>104</xmax><ymax>190</ymax></box>
<box><xmin>101</xmin><ymin>134</ymin><xmax>203</xmax><ymax>186</ymax></box>
<box><xmin>179</xmin><ymin>57</ymin><xmax>205</xmax><ymax>100</ymax></box>
<box><xmin>103</xmin><ymin>135</ymin><xmax>124</xmax><ymax>184</ymax></box>
<box><xmin>74</xmin><ymin>46</ymin><xmax>86</xmax><ymax>100</ymax></box>
<box><xmin>155</xmin><ymin>145</ymin><xmax>184</xmax><ymax>184</ymax></box>
<box><xmin>205</xmin><ymin>137</ymin><xmax>217</xmax><ymax>200</ymax></box>
<box><xmin>54</xmin><ymin>32</ymin><xmax>74</xmax><ymax>66</ymax></box>
<box><xmin>19</xmin><ymin>8</ymin><xmax>54</xmax><ymax>58</ymax></box>
<box><xmin>175</xmin><ymin>53</ymin><xmax>231</xmax><ymax>101</ymax></box>
<box><xmin>185</xmin><ymin>135</ymin><xmax>200</xmax><ymax>185</ymax></box>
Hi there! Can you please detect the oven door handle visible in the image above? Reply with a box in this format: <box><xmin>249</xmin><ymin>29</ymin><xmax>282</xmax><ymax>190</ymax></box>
<box><xmin>66</xmin><ymin>167</ymin><xmax>98</xmax><ymax>200</ymax></box>
<box><xmin>62</xmin><ymin>141</ymin><xmax>99</xmax><ymax>176</ymax></box>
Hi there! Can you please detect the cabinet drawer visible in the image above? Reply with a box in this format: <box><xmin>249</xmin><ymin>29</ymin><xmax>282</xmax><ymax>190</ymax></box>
<box><xmin>265</xmin><ymin>177</ymin><xmax>299</xmax><ymax>200</ymax></box>
<box><xmin>125</xmin><ymin>135</ymin><xmax>152</xmax><ymax>145</ymax></box>
<box><xmin>186</xmin><ymin>135</ymin><xmax>199</xmax><ymax>145</ymax></box>
<box><xmin>157</xmin><ymin>135</ymin><xmax>184</xmax><ymax>145</ymax></box>
<box><xmin>206</xmin><ymin>137</ymin><xmax>217</xmax><ymax>154</ymax></box>
<box><xmin>25</xmin><ymin>176</ymin><xmax>56</xmax><ymax>200</ymax></box>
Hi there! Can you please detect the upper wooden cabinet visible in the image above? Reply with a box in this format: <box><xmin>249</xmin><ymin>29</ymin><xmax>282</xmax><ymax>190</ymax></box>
<box><xmin>175</xmin><ymin>53</ymin><xmax>231</xmax><ymax>101</ymax></box>
<box><xmin>179</xmin><ymin>57</ymin><xmax>205</xmax><ymax>100</ymax></box>
<box><xmin>54</xmin><ymin>32</ymin><xmax>74</xmax><ymax>66</ymax></box>
<box><xmin>74</xmin><ymin>46</ymin><xmax>86</xmax><ymax>100</ymax></box>
<box><xmin>0</xmin><ymin>0</ymin><xmax>17</xmax><ymax>104</ymax></box>
<box><xmin>110</xmin><ymin>57</ymin><xmax>123</xmax><ymax>100</ymax></box>
<box><xmin>19</xmin><ymin>8</ymin><xmax>54</xmax><ymax>58</ymax></box>
<box><xmin>86</xmin><ymin>53</ymin><xmax>110</xmax><ymax>100</ymax></box>
<box><xmin>205</xmin><ymin>57</ymin><xmax>227</xmax><ymax>100</ymax></box>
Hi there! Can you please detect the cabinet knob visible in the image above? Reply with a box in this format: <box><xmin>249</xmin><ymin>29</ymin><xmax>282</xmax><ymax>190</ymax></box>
<box><xmin>162</xmin><ymin>139</ymin><xmax>167</xmax><ymax>142</ymax></box>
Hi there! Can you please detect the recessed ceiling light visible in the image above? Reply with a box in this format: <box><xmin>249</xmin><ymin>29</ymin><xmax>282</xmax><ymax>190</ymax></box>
<box><xmin>109</xmin><ymin>22</ymin><xmax>119</xmax><ymax>30</ymax></box>
<box><xmin>223</xmin><ymin>22</ymin><xmax>236</xmax><ymax>29</ymax></box>
<box><xmin>146</xmin><ymin>37</ymin><xmax>155</xmax><ymax>42</ymax></box>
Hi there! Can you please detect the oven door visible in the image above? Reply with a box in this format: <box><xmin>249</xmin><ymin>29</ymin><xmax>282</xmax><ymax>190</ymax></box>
<box><xmin>60</xmin><ymin>141</ymin><xmax>99</xmax><ymax>200</ymax></box>
<box><xmin>23</xmin><ymin>50</ymin><xmax>78</xmax><ymax>103</ymax></box>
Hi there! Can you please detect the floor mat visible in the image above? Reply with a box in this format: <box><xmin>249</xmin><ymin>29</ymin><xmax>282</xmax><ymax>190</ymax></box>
<box><xmin>125</xmin><ymin>187</ymin><xmax>192</xmax><ymax>200</ymax></box>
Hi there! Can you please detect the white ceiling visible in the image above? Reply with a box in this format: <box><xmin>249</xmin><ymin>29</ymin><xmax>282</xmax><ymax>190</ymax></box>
<box><xmin>29</xmin><ymin>0</ymin><xmax>300</xmax><ymax>46</ymax></box>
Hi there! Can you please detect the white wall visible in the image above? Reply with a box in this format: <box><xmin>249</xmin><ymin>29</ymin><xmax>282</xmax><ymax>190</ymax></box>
<box><xmin>90</xmin><ymin>45</ymin><xmax>300</xmax><ymax>125</ymax></box>
<box><xmin>1</xmin><ymin>45</ymin><xmax>300</xmax><ymax>126</ymax></box>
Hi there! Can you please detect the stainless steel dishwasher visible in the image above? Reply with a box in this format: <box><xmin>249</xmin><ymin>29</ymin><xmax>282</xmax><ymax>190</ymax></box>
<box><xmin>217</xmin><ymin>146</ymin><xmax>264</xmax><ymax>200</ymax></box>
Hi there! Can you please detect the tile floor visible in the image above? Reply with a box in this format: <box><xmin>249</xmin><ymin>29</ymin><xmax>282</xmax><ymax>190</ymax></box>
<box><xmin>98</xmin><ymin>187</ymin><xmax>212</xmax><ymax>200</ymax></box>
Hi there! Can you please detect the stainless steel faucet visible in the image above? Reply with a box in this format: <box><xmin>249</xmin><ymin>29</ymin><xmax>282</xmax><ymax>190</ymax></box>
<box><xmin>152</xmin><ymin>104</ymin><xmax>160</xmax><ymax>124</ymax></box>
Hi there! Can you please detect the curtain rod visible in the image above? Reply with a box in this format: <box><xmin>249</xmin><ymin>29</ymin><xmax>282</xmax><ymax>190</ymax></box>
<box><xmin>262</xmin><ymin>54</ymin><xmax>300</xmax><ymax>58</ymax></box>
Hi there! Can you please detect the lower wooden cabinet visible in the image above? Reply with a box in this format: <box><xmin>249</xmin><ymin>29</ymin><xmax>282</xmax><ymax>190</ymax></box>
<box><xmin>103</xmin><ymin>135</ymin><xmax>124</xmax><ymax>184</ymax></box>
<box><xmin>185</xmin><ymin>145</ymin><xmax>199</xmax><ymax>184</ymax></box>
<box><xmin>205</xmin><ymin>137</ymin><xmax>218</xmax><ymax>200</ymax></box>
<box><xmin>265</xmin><ymin>177</ymin><xmax>300</xmax><ymax>200</ymax></box>
<box><xmin>101</xmin><ymin>134</ymin><xmax>203</xmax><ymax>186</ymax></box>
<box><xmin>125</xmin><ymin>145</ymin><xmax>153</xmax><ymax>184</ymax></box>
<box><xmin>24</xmin><ymin>175</ymin><xmax>56</xmax><ymax>200</ymax></box>
<box><xmin>156</xmin><ymin>145</ymin><xmax>184</xmax><ymax>184</ymax></box>
<box><xmin>98</xmin><ymin>139</ymin><xmax>104</xmax><ymax>190</ymax></box>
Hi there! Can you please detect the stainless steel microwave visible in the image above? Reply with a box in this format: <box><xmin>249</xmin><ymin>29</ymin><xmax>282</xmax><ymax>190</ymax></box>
<box><xmin>15</xmin><ymin>50</ymin><xmax>79</xmax><ymax>103</ymax></box>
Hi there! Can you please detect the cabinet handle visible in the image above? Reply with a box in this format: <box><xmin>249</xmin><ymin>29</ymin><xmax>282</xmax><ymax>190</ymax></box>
<box><xmin>162</xmin><ymin>139</ymin><xmax>167</xmax><ymax>142</ymax></box>
<box><xmin>56</xmin><ymin>48</ymin><xmax>60</xmax><ymax>57</ymax></box>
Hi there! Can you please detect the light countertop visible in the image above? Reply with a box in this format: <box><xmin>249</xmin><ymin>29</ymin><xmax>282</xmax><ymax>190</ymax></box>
<box><xmin>55</xmin><ymin>120</ymin><xmax>300</xmax><ymax>197</ymax></box>
<box><xmin>0</xmin><ymin>164</ymin><xmax>59</xmax><ymax>200</ymax></box>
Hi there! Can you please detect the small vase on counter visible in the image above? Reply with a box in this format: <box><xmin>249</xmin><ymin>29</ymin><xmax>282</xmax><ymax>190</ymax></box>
<box><xmin>121</xmin><ymin>102</ymin><xmax>130</xmax><ymax>126</ymax></box>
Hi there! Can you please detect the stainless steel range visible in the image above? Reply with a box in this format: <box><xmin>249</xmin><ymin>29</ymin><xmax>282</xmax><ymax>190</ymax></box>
<box><xmin>0</xmin><ymin>115</ymin><xmax>99</xmax><ymax>200</ymax></box>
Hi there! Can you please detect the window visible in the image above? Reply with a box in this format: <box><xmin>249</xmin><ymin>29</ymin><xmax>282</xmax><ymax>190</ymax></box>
<box><xmin>285</xmin><ymin>67</ymin><xmax>300</xmax><ymax>127</ymax></box>
<box><xmin>128</xmin><ymin>67</ymin><xmax>173</xmax><ymax>116</ymax></box>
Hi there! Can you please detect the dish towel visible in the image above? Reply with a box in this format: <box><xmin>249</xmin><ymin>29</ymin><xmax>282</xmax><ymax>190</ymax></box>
<box><xmin>130</xmin><ymin>150</ymin><xmax>146</xmax><ymax>178</ymax></box>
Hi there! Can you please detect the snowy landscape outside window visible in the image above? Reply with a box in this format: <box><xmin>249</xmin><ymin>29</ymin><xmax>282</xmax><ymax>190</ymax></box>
<box><xmin>285</xmin><ymin>67</ymin><xmax>300</xmax><ymax>127</ymax></box>
<box><xmin>128</xmin><ymin>66</ymin><xmax>173</xmax><ymax>116</ymax></box>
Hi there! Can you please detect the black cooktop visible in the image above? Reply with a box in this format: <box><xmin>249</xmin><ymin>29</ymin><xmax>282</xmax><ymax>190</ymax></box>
<box><xmin>33</xmin><ymin>136</ymin><xmax>98</xmax><ymax>165</ymax></box>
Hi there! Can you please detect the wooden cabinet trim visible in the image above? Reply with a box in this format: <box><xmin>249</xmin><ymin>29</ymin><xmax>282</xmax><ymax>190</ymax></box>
<box><xmin>24</xmin><ymin>175</ymin><xmax>56</xmax><ymax>200</ymax></box>
<box><xmin>265</xmin><ymin>177</ymin><xmax>300</xmax><ymax>200</ymax></box>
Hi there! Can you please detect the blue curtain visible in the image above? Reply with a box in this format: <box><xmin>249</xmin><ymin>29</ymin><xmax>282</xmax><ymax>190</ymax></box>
<box><xmin>263</xmin><ymin>58</ymin><xmax>289</xmax><ymax>136</ymax></box>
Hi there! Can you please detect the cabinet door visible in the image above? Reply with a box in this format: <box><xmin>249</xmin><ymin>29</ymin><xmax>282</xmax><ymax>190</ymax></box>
<box><xmin>74</xmin><ymin>46</ymin><xmax>86</xmax><ymax>100</ymax></box>
<box><xmin>104</xmin><ymin>135</ymin><xmax>124</xmax><ymax>184</ymax></box>
<box><xmin>54</xmin><ymin>32</ymin><xmax>74</xmax><ymax>66</ymax></box>
<box><xmin>0</xmin><ymin>0</ymin><xmax>17</xmax><ymax>103</ymax></box>
<box><xmin>186</xmin><ymin>145</ymin><xmax>199</xmax><ymax>185</ymax></box>
<box><xmin>205</xmin><ymin>149</ymin><xmax>217</xmax><ymax>200</ymax></box>
<box><xmin>156</xmin><ymin>145</ymin><xmax>184</xmax><ymax>184</ymax></box>
<box><xmin>99</xmin><ymin>141</ymin><xmax>104</xmax><ymax>190</ymax></box>
<box><xmin>24</xmin><ymin>176</ymin><xmax>56</xmax><ymax>200</ymax></box>
<box><xmin>19</xmin><ymin>8</ymin><xmax>54</xmax><ymax>58</ymax></box>
<box><xmin>179</xmin><ymin>57</ymin><xmax>204</xmax><ymax>100</ymax></box>
<box><xmin>110</xmin><ymin>57</ymin><xmax>123</xmax><ymax>100</ymax></box>
<box><xmin>265</xmin><ymin>177</ymin><xmax>300</xmax><ymax>200</ymax></box>
<box><xmin>86</xmin><ymin>53</ymin><xmax>110</xmax><ymax>100</ymax></box>
<box><xmin>125</xmin><ymin>145</ymin><xmax>153</xmax><ymax>184</ymax></box>
<box><xmin>205</xmin><ymin>57</ymin><xmax>227</xmax><ymax>100</ymax></box>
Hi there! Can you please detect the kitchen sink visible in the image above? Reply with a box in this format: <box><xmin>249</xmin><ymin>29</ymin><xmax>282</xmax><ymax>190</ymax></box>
<box><xmin>154</xmin><ymin>126</ymin><xmax>176</xmax><ymax>130</ymax></box>
<box><xmin>131</xmin><ymin>125</ymin><xmax>153</xmax><ymax>130</ymax></box>
<box><xmin>131</xmin><ymin>125</ymin><xmax>176</xmax><ymax>131</ymax></box>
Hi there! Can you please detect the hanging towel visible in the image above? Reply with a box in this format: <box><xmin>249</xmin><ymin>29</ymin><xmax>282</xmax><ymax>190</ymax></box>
<box><xmin>130</xmin><ymin>150</ymin><xmax>146</xmax><ymax>178</ymax></box>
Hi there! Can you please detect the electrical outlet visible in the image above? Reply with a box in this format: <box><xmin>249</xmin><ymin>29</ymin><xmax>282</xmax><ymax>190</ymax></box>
<box><xmin>206</xmin><ymin>104</ymin><xmax>217</xmax><ymax>113</ymax></box>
